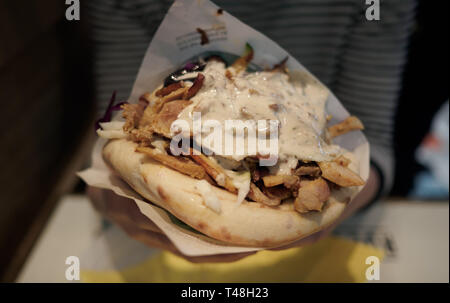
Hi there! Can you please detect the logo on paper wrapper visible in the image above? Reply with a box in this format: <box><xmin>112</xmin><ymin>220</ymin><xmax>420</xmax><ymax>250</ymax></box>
<box><xmin>170</xmin><ymin>113</ymin><xmax>279</xmax><ymax>167</ymax></box>
<box><xmin>65</xmin><ymin>256</ymin><xmax>80</xmax><ymax>281</ymax></box>
<box><xmin>175</xmin><ymin>25</ymin><xmax>228</xmax><ymax>51</ymax></box>
<box><xmin>365</xmin><ymin>256</ymin><xmax>380</xmax><ymax>281</ymax></box>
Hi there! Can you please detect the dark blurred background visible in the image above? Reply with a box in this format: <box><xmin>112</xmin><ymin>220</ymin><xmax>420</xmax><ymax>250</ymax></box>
<box><xmin>0</xmin><ymin>0</ymin><xmax>448</xmax><ymax>281</ymax></box>
<box><xmin>0</xmin><ymin>0</ymin><xmax>94</xmax><ymax>281</ymax></box>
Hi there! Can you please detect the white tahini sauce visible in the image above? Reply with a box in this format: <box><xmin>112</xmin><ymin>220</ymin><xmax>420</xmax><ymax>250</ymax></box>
<box><xmin>178</xmin><ymin>60</ymin><xmax>342</xmax><ymax>175</ymax></box>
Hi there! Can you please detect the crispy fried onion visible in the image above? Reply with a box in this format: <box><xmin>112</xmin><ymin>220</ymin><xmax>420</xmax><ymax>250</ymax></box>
<box><xmin>333</xmin><ymin>155</ymin><xmax>351</xmax><ymax>167</ymax></box>
<box><xmin>327</xmin><ymin>116</ymin><xmax>364</xmax><ymax>139</ymax></box>
<box><xmin>183</xmin><ymin>73</ymin><xmax>205</xmax><ymax>100</ymax></box>
<box><xmin>155</xmin><ymin>82</ymin><xmax>183</xmax><ymax>97</ymax></box>
<box><xmin>227</xmin><ymin>43</ymin><xmax>254</xmax><ymax>77</ymax></box>
<box><xmin>318</xmin><ymin>161</ymin><xmax>365</xmax><ymax>187</ymax></box>
<box><xmin>136</xmin><ymin>146</ymin><xmax>208</xmax><ymax>180</ymax></box>
<box><xmin>190</xmin><ymin>151</ymin><xmax>238</xmax><ymax>193</ymax></box>
<box><xmin>267</xmin><ymin>56</ymin><xmax>288</xmax><ymax>73</ymax></box>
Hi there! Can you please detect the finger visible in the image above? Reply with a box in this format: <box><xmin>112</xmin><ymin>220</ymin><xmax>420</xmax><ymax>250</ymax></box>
<box><xmin>86</xmin><ymin>186</ymin><xmax>108</xmax><ymax>212</ymax></box>
<box><xmin>119</xmin><ymin>222</ymin><xmax>180</xmax><ymax>254</ymax></box>
<box><xmin>88</xmin><ymin>188</ymin><xmax>163</xmax><ymax>234</ymax></box>
<box><xmin>89</xmin><ymin>188</ymin><xmax>255</xmax><ymax>263</ymax></box>
<box><xmin>120</xmin><ymin>222</ymin><xmax>256</xmax><ymax>263</ymax></box>
<box><xmin>268</xmin><ymin>231</ymin><xmax>324</xmax><ymax>250</ymax></box>
<box><xmin>183</xmin><ymin>252</ymin><xmax>257</xmax><ymax>263</ymax></box>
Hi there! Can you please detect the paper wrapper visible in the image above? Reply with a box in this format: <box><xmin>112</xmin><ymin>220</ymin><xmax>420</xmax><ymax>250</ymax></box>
<box><xmin>78</xmin><ymin>0</ymin><xmax>369</xmax><ymax>256</ymax></box>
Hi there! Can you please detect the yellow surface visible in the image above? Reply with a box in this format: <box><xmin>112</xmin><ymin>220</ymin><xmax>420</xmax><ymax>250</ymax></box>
<box><xmin>81</xmin><ymin>236</ymin><xmax>384</xmax><ymax>283</ymax></box>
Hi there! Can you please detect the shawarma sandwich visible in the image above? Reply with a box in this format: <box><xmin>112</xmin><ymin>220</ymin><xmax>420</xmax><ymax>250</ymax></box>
<box><xmin>97</xmin><ymin>44</ymin><xmax>366</xmax><ymax>247</ymax></box>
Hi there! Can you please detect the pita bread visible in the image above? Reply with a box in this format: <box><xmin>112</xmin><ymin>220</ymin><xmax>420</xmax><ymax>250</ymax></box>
<box><xmin>102</xmin><ymin>138</ymin><xmax>360</xmax><ymax>247</ymax></box>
